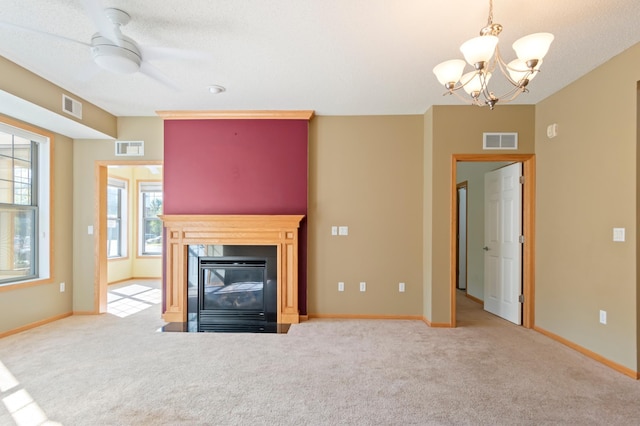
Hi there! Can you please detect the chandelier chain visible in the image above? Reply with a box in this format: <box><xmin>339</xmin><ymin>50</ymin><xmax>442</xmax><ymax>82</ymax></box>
<box><xmin>487</xmin><ymin>0</ymin><xmax>494</xmax><ymax>25</ymax></box>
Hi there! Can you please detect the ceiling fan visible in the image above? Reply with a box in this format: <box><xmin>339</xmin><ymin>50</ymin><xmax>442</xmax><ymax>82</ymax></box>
<box><xmin>0</xmin><ymin>0</ymin><xmax>210</xmax><ymax>89</ymax></box>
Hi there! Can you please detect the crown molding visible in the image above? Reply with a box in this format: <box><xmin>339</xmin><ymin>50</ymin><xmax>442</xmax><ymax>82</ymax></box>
<box><xmin>156</xmin><ymin>110</ymin><xmax>315</xmax><ymax>120</ymax></box>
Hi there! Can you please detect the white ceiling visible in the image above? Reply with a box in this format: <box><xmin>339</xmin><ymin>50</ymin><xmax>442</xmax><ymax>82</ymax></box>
<box><xmin>0</xmin><ymin>0</ymin><xmax>639</xmax><ymax>118</ymax></box>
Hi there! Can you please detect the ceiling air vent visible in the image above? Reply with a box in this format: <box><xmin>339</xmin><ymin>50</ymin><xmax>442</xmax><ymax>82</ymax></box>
<box><xmin>115</xmin><ymin>140</ymin><xmax>144</xmax><ymax>156</ymax></box>
<box><xmin>483</xmin><ymin>132</ymin><xmax>518</xmax><ymax>150</ymax></box>
<box><xmin>62</xmin><ymin>94</ymin><xmax>82</xmax><ymax>119</ymax></box>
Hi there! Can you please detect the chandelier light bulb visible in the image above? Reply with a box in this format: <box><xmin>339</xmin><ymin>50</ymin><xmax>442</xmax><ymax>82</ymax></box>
<box><xmin>512</xmin><ymin>33</ymin><xmax>554</xmax><ymax>63</ymax></box>
<box><xmin>433</xmin><ymin>59</ymin><xmax>466</xmax><ymax>86</ymax></box>
<box><xmin>460</xmin><ymin>35</ymin><xmax>498</xmax><ymax>67</ymax></box>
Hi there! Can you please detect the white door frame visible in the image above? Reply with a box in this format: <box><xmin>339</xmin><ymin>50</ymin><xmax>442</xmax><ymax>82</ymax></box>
<box><xmin>450</xmin><ymin>154</ymin><xmax>535</xmax><ymax>329</ymax></box>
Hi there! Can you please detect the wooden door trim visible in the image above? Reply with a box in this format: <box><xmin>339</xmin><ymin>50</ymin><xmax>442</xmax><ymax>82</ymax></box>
<box><xmin>450</xmin><ymin>154</ymin><xmax>535</xmax><ymax>328</ymax></box>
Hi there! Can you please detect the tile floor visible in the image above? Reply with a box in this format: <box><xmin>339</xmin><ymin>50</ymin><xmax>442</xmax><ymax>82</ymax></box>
<box><xmin>107</xmin><ymin>280</ymin><xmax>162</xmax><ymax>318</ymax></box>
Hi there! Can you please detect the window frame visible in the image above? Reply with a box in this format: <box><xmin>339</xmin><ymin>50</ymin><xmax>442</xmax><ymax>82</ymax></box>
<box><xmin>106</xmin><ymin>177</ymin><xmax>128</xmax><ymax>259</ymax></box>
<box><xmin>0</xmin><ymin>117</ymin><xmax>52</xmax><ymax>289</ymax></box>
<box><xmin>138</xmin><ymin>181</ymin><xmax>163</xmax><ymax>256</ymax></box>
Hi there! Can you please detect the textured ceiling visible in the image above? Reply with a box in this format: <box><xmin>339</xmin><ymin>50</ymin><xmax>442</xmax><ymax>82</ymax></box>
<box><xmin>0</xmin><ymin>0</ymin><xmax>639</xmax><ymax>117</ymax></box>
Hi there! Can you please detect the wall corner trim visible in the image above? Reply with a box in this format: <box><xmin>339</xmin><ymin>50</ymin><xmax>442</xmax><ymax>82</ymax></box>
<box><xmin>0</xmin><ymin>312</ymin><xmax>72</xmax><ymax>339</ymax></box>
<box><xmin>534</xmin><ymin>326</ymin><xmax>639</xmax><ymax>380</ymax></box>
<box><xmin>422</xmin><ymin>317</ymin><xmax>453</xmax><ymax>328</ymax></box>
<box><xmin>155</xmin><ymin>110</ymin><xmax>315</xmax><ymax>120</ymax></box>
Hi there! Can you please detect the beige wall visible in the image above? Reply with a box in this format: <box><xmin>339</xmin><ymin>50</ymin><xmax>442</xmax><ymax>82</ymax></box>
<box><xmin>535</xmin><ymin>42</ymin><xmax>640</xmax><ymax>371</ymax></box>
<box><xmin>73</xmin><ymin>117</ymin><xmax>163</xmax><ymax>312</ymax></box>
<box><xmin>0</xmin><ymin>57</ymin><xmax>116</xmax><ymax>138</ymax></box>
<box><xmin>308</xmin><ymin>116</ymin><xmax>424</xmax><ymax>316</ymax></box>
<box><xmin>0</xmin><ymin>120</ymin><xmax>74</xmax><ymax>335</ymax></box>
<box><xmin>426</xmin><ymin>105</ymin><xmax>535</xmax><ymax>324</ymax></box>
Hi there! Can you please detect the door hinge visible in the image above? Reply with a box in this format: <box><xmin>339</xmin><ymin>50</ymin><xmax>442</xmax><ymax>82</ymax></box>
<box><xmin>519</xmin><ymin>235</ymin><xmax>525</xmax><ymax>243</ymax></box>
<box><xmin>518</xmin><ymin>294</ymin><xmax>525</xmax><ymax>303</ymax></box>
<box><xmin>519</xmin><ymin>176</ymin><xmax>525</xmax><ymax>184</ymax></box>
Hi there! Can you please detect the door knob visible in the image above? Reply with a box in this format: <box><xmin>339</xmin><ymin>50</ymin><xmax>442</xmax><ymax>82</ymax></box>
<box><xmin>483</xmin><ymin>246</ymin><xmax>489</xmax><ymax>251</ymax></box>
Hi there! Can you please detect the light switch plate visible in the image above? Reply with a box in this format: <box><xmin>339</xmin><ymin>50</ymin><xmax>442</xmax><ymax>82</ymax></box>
<box><xmin>338</xmin><ymin>282</ymin><xmax>344</xmax><ymax>292</ymax></box>
<box><xmin>613</xmin><ymin>227</ymin><xmax>625</xmax><ymax>242</ymax></box>
<box><xmin>338</xmin><ymin>226</ymin><xmax>349</xmax><ymax>236</ymax></box>
<box><xmin>331</xmin><ymin>226</ymin><xmax>338</xmax><ymax>236</ymax></box>
<box><xmin>359</xmin><ymin>282</ymin><xmax>366</xmax><ymax>292</ymax></box>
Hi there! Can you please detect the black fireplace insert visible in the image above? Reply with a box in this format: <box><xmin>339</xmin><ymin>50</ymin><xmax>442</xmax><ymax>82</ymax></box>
<box><xmin>197</xmin><ymin>255</ymin><xmax>277</xmax><ymax>332</ymax></box>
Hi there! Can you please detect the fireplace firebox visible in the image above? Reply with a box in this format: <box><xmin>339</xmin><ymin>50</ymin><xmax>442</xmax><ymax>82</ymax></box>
<box><xmin>188</xmin><ymin>245</ymin><xmax>278</xmax><ymax>332</ymax></box>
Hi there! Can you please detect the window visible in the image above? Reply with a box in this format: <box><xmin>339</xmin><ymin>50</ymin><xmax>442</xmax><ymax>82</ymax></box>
<box><xmin>0</xmin><ymin>120</ymin><xmax>50</xmax><ymax>286</ymax></box>
<box><xmin>107</xmin><ymin>178</ymin><xmax>127</xmax><ymax>258</ymax></box>
<box><xmin>139</xmin><ymin>182</ymin><xmax>162</xmax><ymax>255</ymax></box>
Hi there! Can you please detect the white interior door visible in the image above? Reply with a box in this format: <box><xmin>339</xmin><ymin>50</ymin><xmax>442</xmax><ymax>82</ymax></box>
<box><xmin>483</xmin><ymin>163</ymin><xmax>522</xmax><ymax>324</ymax></box>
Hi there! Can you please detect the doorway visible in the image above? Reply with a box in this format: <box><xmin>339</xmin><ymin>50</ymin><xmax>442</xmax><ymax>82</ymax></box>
<box><xmin>456</xmin><ymin>181</ymin><xmax>468</xmax><ymax>292</ymax></box>
<box><xmin>450</xmin><ymin>154</ymin><xmax>535</xmax><ymax>329</ymax></box>
<box><xmin>94</xmin><ymin>160</ymin><xmax>163</xmax><ymax>313</ymax></box>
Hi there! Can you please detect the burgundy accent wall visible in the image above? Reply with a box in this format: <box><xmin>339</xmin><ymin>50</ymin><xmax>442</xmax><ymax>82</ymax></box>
<box><xmin>163</xmin><ymin>119</ymin><xmax>308</xmax><ymax>314</ymax></box>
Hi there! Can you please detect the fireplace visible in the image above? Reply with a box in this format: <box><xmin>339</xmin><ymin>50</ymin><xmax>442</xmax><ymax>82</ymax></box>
<box><xmin>160</xmin><ymin>215</ymin><xmax>304</xmax><ymax>325</ymax></box>
<box><xmin>188</xmin><ymin>245</ymin><xmax>278</xmax><ymax>332</ymax></box>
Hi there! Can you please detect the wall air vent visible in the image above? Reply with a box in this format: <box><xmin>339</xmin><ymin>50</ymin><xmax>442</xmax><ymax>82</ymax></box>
<box><xmin>483</xmin><ymin>132</ymin><xmax>518</xmax><ymax>150</ymax></box>
<box><xmin>62</xmin><ymin>94</ymin><xmax>82</xmax><ymax>119</ymax></box>
<box><xmin>115</xmin><ymin>140</ymin><xmax>144</xmax><ymax>156</ymax></box>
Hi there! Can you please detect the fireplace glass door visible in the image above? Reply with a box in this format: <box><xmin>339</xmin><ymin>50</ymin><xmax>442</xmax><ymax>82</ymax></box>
<box><xmin>201</xmin><ymin>260</ymin><xmax>266</xmax><ymax>311</ymax></box>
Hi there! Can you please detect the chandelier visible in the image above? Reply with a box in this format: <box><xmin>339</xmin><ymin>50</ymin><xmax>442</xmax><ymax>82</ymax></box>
<box><xmin>432</xmin><ymin>0</ymin><xmax>554</xmax><ymax>109</ymax></box>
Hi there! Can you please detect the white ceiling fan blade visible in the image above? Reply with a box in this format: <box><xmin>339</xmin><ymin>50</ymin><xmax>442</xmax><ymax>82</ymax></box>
<box><xmin>0</xmin><ymin>21</ymin><xmax>90</xmax><ymax>48</ymax></box>
<box><xmin>141</xmin><ymin>46</ymin><xmax>212</xmax><ymax>62</ymax></box>
<box><xmin>139</xmin><ymin>62</ymin><xmax>179</xmax><ymax>91</ymax></box>
<box><xmin>82</xmin><ymin>0</ymin><xmax>121</xmax><ymax>46</ymax></box>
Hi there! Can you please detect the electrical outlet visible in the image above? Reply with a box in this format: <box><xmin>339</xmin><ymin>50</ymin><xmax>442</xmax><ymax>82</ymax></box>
<box><xmin>59</xmin><ymin>282</ymin><xmax>65</xmax><ymax>292</ymax></box>
<box><xmin>399</xmin><ymin>282</ymin><xmax>405</xmax><ymax>292</ymax></box>
<box><xmin>359</xmin><ymin>282</ymin><xmax>366</xmax><ymax>292</ymax></box>
<box><xmin>338</xmin><ymin>282</ymin><xmax>344</xmax><ymax>292</ymax></box>
<box><xmin>599</xmin><ymin>310</ymin><xmax>607</xmax><ymax>325</ymax></box>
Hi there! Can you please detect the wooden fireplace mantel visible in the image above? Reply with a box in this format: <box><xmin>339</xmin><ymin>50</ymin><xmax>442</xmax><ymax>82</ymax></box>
<box><xmin>159</xmin><ymin>214</ymin><xmax>304</xmax><ymax>324</ymax></box>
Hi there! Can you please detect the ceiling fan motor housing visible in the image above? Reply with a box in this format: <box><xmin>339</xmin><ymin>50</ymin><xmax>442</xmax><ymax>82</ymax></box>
<box><xmin>90</xmin><ymin>34</ymin><xmax>141</xmax><ymax>74</ymax></box>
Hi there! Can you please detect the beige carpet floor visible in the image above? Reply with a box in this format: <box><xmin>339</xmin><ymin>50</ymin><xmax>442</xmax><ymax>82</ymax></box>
<box><xmin>0</xmin><ymin>290</ymin><xmax>639</xmax><ymax>425</ymax></box>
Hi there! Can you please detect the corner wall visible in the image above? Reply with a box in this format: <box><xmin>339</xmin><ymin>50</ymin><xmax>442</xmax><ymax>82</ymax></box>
<box><xmin>535</xmin><ymin>42</ymin><xmax>640</xmax><ymax>372</ymax></box>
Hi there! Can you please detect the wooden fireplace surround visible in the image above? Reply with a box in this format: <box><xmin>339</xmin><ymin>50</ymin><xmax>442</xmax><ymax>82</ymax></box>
<box><xmin>159</xmin><ymin>214</ymin><xmax>304</xmax><ymax>324</ymax></box>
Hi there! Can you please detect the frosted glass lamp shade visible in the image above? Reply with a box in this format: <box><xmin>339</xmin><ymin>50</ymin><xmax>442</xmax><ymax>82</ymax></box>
<box><xmin>460</xmin><ymin>36</ymin><xmax>498</xmax><ymax>66</ymax></box>
<box><xmin>461</xmin><ymin>71</ymin><xmax>490</xmax><ymax>95</ymax></box>
<box><xmin>433</xmin><ymin>59</ymin><xmax>466</xmax><ymax>86</ymax></box>
<box><xmin>507</xmin><ymin>59</ymin><xmax>542</xmax><ymax>83</ymax></box>
<box><xmin>512</xmin><ymin>33</ymin><xmax>554</xmax><ymax>63</ymax></box>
